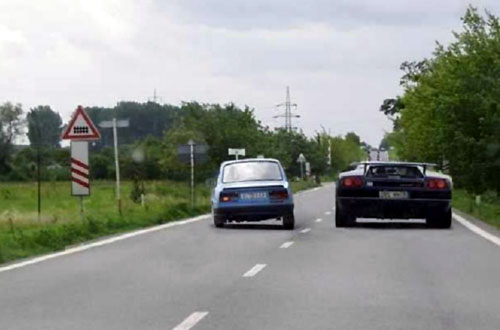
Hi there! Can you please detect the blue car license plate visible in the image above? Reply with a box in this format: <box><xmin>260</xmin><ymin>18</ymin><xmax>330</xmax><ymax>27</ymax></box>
<box><xmin>240</xmin><ymin>192</ymin><xmax>268</xmax><ymax>200</ymax></box>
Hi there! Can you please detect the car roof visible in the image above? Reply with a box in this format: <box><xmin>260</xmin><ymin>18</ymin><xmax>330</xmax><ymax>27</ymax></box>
<box><xmin>354</xmin><ymin>161</ymin><xmax>437</xmax><ymax>167</ymax></box>
<box><xmin>342</xmin><ymin>161</ymin><xmax>451</xmax><ymax>180</ymax></box>
<box><xmin>221</xmin><ymin>158</ymin><xmax>281</xmax><ymax>167</ymax></box>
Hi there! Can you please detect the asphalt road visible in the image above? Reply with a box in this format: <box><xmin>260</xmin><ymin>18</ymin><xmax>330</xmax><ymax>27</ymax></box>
<box><xmin>1</xmin><ymin>183</ymin><xmax>500</xmax><ymax>330</ymax></box>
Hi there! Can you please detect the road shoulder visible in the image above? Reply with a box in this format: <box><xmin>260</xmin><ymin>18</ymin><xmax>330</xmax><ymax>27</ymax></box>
<box><xmin>453</xmin><ymin>208</ymin><xmax>500</xmax><ymax>247</ymax></box>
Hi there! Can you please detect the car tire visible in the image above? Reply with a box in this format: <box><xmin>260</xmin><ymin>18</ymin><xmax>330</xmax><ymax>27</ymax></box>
<box><xmin>214</xmin><ymin>215</ymin><xmax>225</xmax><ymax>228</ymax></box>
<box><xmin>335</xmin><ymin>207</ymin><xmax>355</xmax><ymax>227</ymax></box>
<box><xmin>427</xmin><ymin>209</ymin><xmax>452</xmax><ymax>229</ymax></box>
<box><xmin>283</xmin><ymin>214</ymin><xmax>295</xmax><ymax>230</ymax></box>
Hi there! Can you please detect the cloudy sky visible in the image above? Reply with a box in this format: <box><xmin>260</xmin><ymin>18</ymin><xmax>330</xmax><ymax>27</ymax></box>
<box><xmin>1</xmin><ymin>0</ymin><xmax>499</xmax><ymax>146</ymax></box>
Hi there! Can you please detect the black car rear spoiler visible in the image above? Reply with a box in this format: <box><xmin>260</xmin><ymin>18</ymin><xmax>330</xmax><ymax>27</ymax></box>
<box><xmin>354</xmin><ymin>161</ymin><xmax>437</xmax><ymax>175</ymax></box>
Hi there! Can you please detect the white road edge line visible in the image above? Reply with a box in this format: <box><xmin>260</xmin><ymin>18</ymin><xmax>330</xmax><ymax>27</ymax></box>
<box><xmin>243</xmin><ymin>264</ymin><xmax>267</xmax><ymax>277</ymax></box>
<box><xmin>300</xmin><ymin>228</ymin><xmax>311</xmax><ymax>234</ymax></box>
<box><xmin>0</xmin><ymin>214</ymin><xmax>210</xmax><ymax>274</ymax></box>
<box><xmin>315</xmin><ymin>218</ymin><xmax>323</xmax><ymax>223</ymax></box>
<box><xmin>280</xmin><ymin>241</ymin><xmax>294</xmax><ymax>249</ymax></box>
<box><xmin>172</xmin><ymin>311</ymin><xmax>209</xmax><ymax>330</ymax></box>
<box><xmin>453</xmin><ymin>213</ymin><xmax>500</xmax><ymax>247</ymax></box>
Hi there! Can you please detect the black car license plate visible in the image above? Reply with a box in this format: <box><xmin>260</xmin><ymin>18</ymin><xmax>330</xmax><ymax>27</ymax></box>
<box><xmin>379</xmin><ymin>191</ymin><xmax>409</xmax><ymax>199</ymax></box>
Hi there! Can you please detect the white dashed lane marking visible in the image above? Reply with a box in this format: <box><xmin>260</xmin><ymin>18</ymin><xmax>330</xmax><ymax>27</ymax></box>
<box><xmin>280</xmin><ymin>241</ymin><xmax>294</xmax><ymax>249</ymax></box>
<box><xmin>325</xmin><ymin>211</ymin><xmax>332</xmax><ymax>215</ymax></box>
<box><xmin>300</xmin><ymin>228</ymin><xmax>311</xmax><ymax>234</ymax></box>
<box><xmin>172</xmin><ymin>312</ymin><xmax>209</xmax><ymax>330</ymax></box>
<box><xmin>315</xmin><ymin>218</ymin><xmax>323</xmax><ymax>223</ymax></box>
<box><xmin>243</xmin><ymin>264</ymin><xmax>267</xmax><ymax>277</ymax></box>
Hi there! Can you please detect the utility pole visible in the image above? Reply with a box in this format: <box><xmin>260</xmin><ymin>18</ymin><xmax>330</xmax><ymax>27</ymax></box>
<box><xmin>274</xmin><ymin>86</ymin><xmax>300</xmax><ymax>132</ymax></box>
<box><xmin>99</xmin><ymin>118</ymin><xmax>130</xmax><ymax>215</ymax></box>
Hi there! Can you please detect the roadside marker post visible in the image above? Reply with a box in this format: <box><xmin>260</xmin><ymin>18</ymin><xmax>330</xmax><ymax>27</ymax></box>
<box><xmin>228</xmin><ymin>148</ymin><xmax>245</xmax><ymax>160</ymax></box>
<box><xmin>188</xmin><ymin>139</ymin><xmax>195</xmax><ymax>211</ymax></box>
<box><xmin>62</xmin><ymin>105</ymin><xmax>101</xmax><ymax>220</ymax></box>
<box><xmin>297</xmin><ymin>153</ymin><xmax>306</xmax><ymax>180</ymax></box>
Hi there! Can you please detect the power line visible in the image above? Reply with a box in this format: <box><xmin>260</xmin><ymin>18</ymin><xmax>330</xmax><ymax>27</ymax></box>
<box><xmin>274</xmin><ymin>86</ymin><xmax>300</xmax><ymax>132</ymax></box>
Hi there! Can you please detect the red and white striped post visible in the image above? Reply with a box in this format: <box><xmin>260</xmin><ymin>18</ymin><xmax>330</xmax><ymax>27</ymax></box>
<box><xmin>71</xmin><ymin>141</ymin><xmax>90</xmax><ymax>221</ymax></box>
<box><xmin>62</xmin><ymin>105</ymin><xmax>101</xmax><ymax>220</ymax></box>
<box><xmin>71</xmin><ymin>141</ymin><xmax>90</xmax><ymax>195</ymax></box>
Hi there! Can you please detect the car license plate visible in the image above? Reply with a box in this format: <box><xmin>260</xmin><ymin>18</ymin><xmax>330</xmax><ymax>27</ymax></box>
<box><xmin>240</xmin><ymin>192</ymin><xmax>267</xmax><ymax>200</ymax></box>
<box><xmin>379</xmin><ymin>191</ymin><xmax>409</xmax><ymax>199</ymax></box>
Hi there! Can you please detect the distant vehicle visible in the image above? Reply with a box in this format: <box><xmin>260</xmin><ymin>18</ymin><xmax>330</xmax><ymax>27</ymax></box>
<box><xmin>335</xmin><ymin>161</ymin><xmax>452</xmax><ymax>228</ymax></box>
<box><xmin>211</xmin><ymin>158</ymin><xmax>295</xmax><ymax>229</ymax></box>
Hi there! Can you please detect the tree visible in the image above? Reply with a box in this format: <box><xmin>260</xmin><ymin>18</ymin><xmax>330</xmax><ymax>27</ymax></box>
<box><xmin>380</xmin><ymin>6</ymin><xmax>500</xmax><ymax>193</ymax></box>
<box><xmin>345</xmin><ymin>132</ymin><xmax>361</xmax><ymax>146</ymax></box>
<box><xmin>0</xmin><ymin>102</ymin><xmax>24</xmax><ymax>173</ymax></box>
<box><xmin>27</xmin><ymin>106</ymin><xmax>63</xmax><ymax>148</ymax></box>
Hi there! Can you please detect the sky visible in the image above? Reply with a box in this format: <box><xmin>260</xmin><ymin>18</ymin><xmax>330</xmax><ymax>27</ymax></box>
<box><xmin>1</xmin><ymin>0</ymin><xmax>500</xmax><ymax>146</ymax></box>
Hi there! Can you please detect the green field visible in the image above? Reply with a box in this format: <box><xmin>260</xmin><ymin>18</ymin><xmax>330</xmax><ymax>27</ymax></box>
<box><xmin>0</xmin><ymin>180</ymin><xmax>212</xmax><ymax>264</ymax></box>
<box><xmin>0</xmin><ymin>180</ymin><xmax>317</xmax><ymax>264</ymax></box>
<box><xmin>453</xmin><ymin>189</ymin><xmax>500</xmax><ymax>230</ymax></box>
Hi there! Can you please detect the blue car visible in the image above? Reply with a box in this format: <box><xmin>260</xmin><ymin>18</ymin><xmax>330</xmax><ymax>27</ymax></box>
<box><xmin>211</xmin><ymin>158</ymin><xmax>295</xmax><ymax>229</ymax></box>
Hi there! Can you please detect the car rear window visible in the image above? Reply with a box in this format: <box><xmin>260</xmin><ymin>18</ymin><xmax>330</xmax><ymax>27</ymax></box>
<box><xmin>222</xmin><ymin>161</ymin><xmax>283</xmax><ymax>183</ymax></box>
<box><xmin>367</xmin><ymin>166</ymin><xmax>423</xmax><ymax>178</ymax></box>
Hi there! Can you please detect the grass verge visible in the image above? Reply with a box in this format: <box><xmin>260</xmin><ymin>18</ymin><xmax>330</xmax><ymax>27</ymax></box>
<box><xmin>0</xmin><ymin>181</ymin><xmax>210</xmax><ymax>264</ymax></box>
<box><xmin>0</xmin><ymin>179</ymin><xmax>319</xmax><ymax>265</ymax></box>
<box><xmin>453</xmin><ymin>189</ymin><xmax>500</xmax><ymax>229</ymax></box>
<box><xmin>290</xmin><ymin>179</ymin><xmax>320</xmax><ymax>192</ymax></box>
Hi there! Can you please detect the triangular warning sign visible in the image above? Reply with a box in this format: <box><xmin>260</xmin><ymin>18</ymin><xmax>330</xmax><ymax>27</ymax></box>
<box><xmin>62</xmin><ymin>105</ymin><xmax>101</xmax><ymax>141</ymax></box>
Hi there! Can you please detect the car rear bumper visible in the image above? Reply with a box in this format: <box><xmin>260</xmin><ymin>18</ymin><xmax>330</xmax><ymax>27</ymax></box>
<box><xmin>336</xmin><ymin>197</ymin><xmax>451</xmax><ymax>219</ymax></box>
<box><xmin>214</xmin><ymin>203</ymin><xmax>294</xmax><ymax>221</ymax></box>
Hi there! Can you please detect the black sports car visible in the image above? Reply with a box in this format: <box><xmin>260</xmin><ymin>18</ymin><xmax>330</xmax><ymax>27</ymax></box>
<box><xmin>335</xmin><ymin>162</ymin><xmax>452</xmax><ymax>228</ymax></box>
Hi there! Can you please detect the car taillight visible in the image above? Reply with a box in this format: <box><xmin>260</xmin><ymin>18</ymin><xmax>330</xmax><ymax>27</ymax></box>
<box><xmin>341</xmin><ymin>176</ymin><xmax>364</xmax><ymax>188</ymax></box>
<box><xmin>270</xmin><ymin>190</ymin><xmax>288</xmax><ymax>200</ymax></box>
<box><xmin>425</xmin><ymin>178</ymin><xmax>448</xmax><ymax>190</ymax></box>
<box><xmin>220</xmin><ymin>192</ymin><xmax>237</xmax><ymax>202</ymax></box>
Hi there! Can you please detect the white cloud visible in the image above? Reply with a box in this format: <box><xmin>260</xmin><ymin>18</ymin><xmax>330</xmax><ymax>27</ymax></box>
<box><xmin>1</xmin><ymin>0</ymin><xmax>500</xmax><ymax>146</ymax></box>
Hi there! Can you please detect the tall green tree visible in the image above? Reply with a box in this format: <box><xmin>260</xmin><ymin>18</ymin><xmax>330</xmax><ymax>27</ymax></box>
<box><xmin>381</xmin><ymin>6</ymin><xmax>500</xmax><ymax>193</ymax></box>
<box><xmin>27</xmin><ymin>106</ymin><xmax>63</xmax><ymax>148</ymax></box>
<box><xmin>0</xmin><ymin>102</ymin><xmax>24</xmax><ymax>172</ymax></box>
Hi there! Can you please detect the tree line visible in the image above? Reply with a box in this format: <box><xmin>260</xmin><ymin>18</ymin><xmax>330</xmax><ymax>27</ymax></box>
<box><xmin>0</xmin><ymin>101</ymin><xmax>367</xmax><ymax>182</ymax></box>
<box><xmin>380</xmin><ymin>7</ymin><xmax>500</xmax><ymax>194</ymax></box>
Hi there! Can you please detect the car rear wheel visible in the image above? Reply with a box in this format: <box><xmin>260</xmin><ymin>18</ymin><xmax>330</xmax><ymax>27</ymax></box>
<box><xmin>335</xmin><ymin>207</ymin><xmax>355</xmax><ymax>227</ymax></box>
<box><xmin>427</xmin><ymin>209</ymin><xmax>452</xmax><ymax>229</ymax></box>
<box><xmin>283</xmin><ymin>214</ymin><xmax>295</xmax><ymax>230</ymax></box>
<box><xmin>214</xmin><ymin>215</ymin><xmax>225</xmax><ymax>228</ymax></box>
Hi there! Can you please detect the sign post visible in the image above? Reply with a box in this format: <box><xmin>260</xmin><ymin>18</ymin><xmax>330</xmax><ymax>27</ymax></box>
<box><xmin>188</xmin><ymin>139</ymin><xmax>195</xmax><ymax>211</ymax></box>
<box><xmin>99</xmin><ymin>119</ymin><xmax>129</xmax><ymax>215</ymax></box>
<box><xmin>228</xmin><ymin>148</ymin><xmax>245</xmax><ymax>160</ymax></box>
<box><xmin>297</xmin><ymin>153</ymin><xmax>306</xmax><ymax>180</ymax></box>
<box><xmin>177</xmin><ymin>142</ymin><xmax>209</xmax><ymax>212</ymax></box>
<box><xmin>62</xmin><ymin>105</ymin><xmax>101</xmax><ymax>219</ymax></box>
